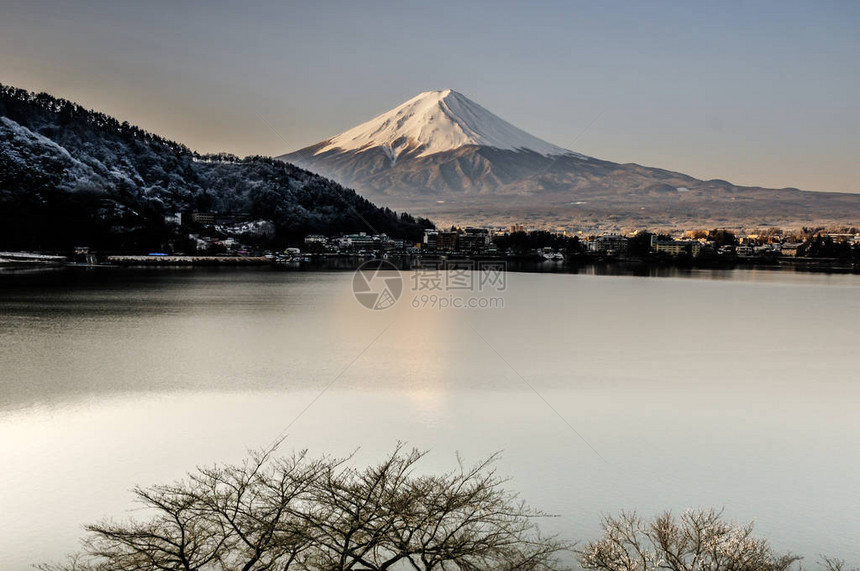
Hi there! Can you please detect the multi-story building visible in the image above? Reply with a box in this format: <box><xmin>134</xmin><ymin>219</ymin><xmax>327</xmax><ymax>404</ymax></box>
<box><xmin>458</xmin><ymin>228</ymin><xmax>491</xmax><ymax>252</ymax></box>
<box><xmin>337</xmin><ymin>233</ymin><xmax>377</xmax><ymax>250</ymax></box>
<box><xmin>189</xmin><ymin>211</ymin><xmax>216</xmax><ymax>225</ymax></box>
<box><xmin>651</xmin><ymin>235</ymin><xmax>702</xmax><ymax>256</ymax></box>
<box><xmin>164</xmin><ymin>213</ymin><xmax>182</xmax><ymax>226</ymax></box>
<box><xmin>593</xmin><ymin>234</ymin><xmax>628</xmax><ymax>254</ymax></box>
<box><xmin>423</xmin><ymin>230</ymin><xmax>439</xmax><ymax>250</ymax></box>
<box><xmin>422</xmin><ymin>230</ymin><xmax>458</xmax><ymax>251</ymax></box>
<box><xmin>437</xmin><ymin>231</ymin><xmax>458</xmax><ymax>251</ymax></box>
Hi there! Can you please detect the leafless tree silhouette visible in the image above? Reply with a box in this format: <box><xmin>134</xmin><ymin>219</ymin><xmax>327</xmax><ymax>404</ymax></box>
<box><xmin>576</xmin><ymin>509</ymin><xmax>850</xmax><ymax>571</ymax></box>
<box><xmin>40</xmin><ymin>443</ymin><xmax>569</xmax><ymax>571</ymax></box>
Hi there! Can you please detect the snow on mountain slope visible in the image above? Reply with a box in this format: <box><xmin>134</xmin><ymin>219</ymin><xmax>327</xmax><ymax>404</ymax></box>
<box><xmin>278</xmin><ymin>90</ymin><xmax>860</xmax><ymax>230</ymax></box>
<box><xmin>313</xmin><ymin>89</ymin><xmax>581</xmax><ymax>162</ymax></box>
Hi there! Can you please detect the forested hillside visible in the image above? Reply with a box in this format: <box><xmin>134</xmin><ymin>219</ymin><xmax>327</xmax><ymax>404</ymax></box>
<box><xmin>0</xmin><ymin>84</ymin><xmax>432</xmax><ymax>252</ymax></box>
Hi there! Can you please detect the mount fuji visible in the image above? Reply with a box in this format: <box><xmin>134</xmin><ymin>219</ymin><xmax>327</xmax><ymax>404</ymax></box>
<box><xmin>297</xmin><ymin>89</ymin><xmax>579</xmax><ymax>163</ymax></box>
<box><xmin>279</xmin><ymin>90</ymin><xmax>860</xmax><ymax>229</ymax></box>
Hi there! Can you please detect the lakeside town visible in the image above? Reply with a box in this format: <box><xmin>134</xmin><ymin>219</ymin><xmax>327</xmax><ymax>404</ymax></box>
<box><xmin>3</xmin><ymin>211</ymin><xmax>860</xmax><ymax>270</ymax></box>
<box><xmin>300</xmin><ymin>225</ymin><xmax>860</xmax><ymax>259</ymax></box>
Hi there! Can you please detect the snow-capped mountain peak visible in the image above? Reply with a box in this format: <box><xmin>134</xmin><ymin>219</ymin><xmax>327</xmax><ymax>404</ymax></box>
<box><xmin>313</xmin><ymin>89</ymin><xmax>578</xmax><ymax>161</ymax></box>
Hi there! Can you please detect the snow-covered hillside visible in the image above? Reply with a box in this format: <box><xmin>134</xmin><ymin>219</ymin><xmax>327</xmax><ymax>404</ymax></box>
<box><xmin>0</xmin><ymin>82</ymin><xmax>432</xmax><ymax>250</ymax></box>
<box><xmin>313</xmin><ymin>90</ymin><xmax>580</xmax><ymax>163</ymax></box>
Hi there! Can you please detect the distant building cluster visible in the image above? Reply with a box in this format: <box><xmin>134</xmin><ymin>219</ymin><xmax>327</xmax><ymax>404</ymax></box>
<box><xmin>298</xmin><ymin>228</ymin><xmax>497</xmax><ymax>255</ymax></box>
<box><xmin>577</xmin><ymin>229</ymin><xmax>860</xmax><ymax>258</ymax></box>
<box><xmin>295</xmin><ymin>226</ymin><xmax>860</xmax><ymax>260</ymax></box>
<box><xmin>305</xmin><ymin>232</ymin><xmax>410</xmax><ymax>254</ymax></box>
<box><xmin>166</xmin><ymin>209</ymin><xmax>860</xmax><ymax>262</ymax></box>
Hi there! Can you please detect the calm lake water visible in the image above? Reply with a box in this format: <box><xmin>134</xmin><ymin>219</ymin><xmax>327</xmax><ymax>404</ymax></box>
<box><xmin>1</xmin><ymin>267</ymin><xmax>859</xmax><ymax>568</ymax></box>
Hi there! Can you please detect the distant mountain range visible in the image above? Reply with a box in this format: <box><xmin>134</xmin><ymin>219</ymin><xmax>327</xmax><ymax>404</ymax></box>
<box><xmin>280</xmin><ymin>90</ymin><xmax>860</xmax><ymax>230</ymax></box>
<box><xmin>0</xmin><ymin>84</ymin><xmax>430</xmax><ymax>251</ymax></box>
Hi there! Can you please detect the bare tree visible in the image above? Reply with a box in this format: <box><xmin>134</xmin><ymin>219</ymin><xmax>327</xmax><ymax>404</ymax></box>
<box><xmin>40</xmin><ymin>443</ymin><xmax>570</xmax><ymax>571</ymax></box>
<box><xmin>577</xmin><ymin>509</ymin><xmax>801</xmax><ymax>571</ymax></box>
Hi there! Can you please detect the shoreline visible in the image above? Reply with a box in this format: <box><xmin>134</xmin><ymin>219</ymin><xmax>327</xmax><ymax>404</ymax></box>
<box><xmin>1</xmin><ymin>252</ymin><xmax>857</xmax><ymax>276</ymax></box>
<box><xmin>105</xmin><ymin>255</ymin><xmax>271</xmax><ymax>265</ymax></box>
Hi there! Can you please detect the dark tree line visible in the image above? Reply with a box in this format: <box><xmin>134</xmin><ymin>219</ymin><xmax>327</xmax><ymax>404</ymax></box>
<box><xmin>494</xmin><ymin>231</ymin><xmax>584</xmax><ymax>256</ymax></box>
<box><xmin>797</xmin><ymin>236</ymin><xmax>858</xmax><ymax>259</ymax></box>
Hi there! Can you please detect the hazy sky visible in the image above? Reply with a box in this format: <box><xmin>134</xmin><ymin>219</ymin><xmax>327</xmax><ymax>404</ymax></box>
<box><xmin>1</xmin><ymin>0</ymin><xmax>858</xmax><ymax>193</ymax></box>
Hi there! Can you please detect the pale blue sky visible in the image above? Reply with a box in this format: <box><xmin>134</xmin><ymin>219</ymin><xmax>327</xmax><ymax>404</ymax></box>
<box><xmin>1</xmin><ymin>0</ymin><xmax>858</xmax><ymax>192</ymax></box>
